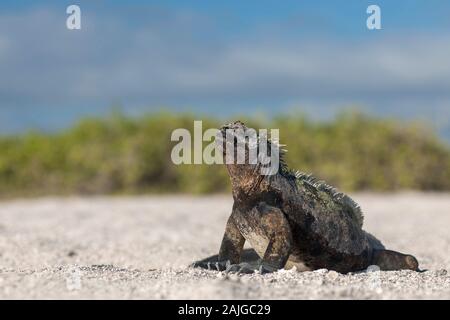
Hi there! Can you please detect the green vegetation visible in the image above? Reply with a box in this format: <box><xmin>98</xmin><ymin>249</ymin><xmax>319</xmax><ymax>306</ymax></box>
<box><xmin>1</xmin><ymin>111</ymin><xmax>450</xmax><ymax>197</ymax></box>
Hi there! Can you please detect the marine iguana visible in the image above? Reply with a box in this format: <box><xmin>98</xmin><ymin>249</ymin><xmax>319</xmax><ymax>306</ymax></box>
<box><xmin>193</xmin><ymin>121</ymin><xmax>419</xmax><ymax>274</ymax></box>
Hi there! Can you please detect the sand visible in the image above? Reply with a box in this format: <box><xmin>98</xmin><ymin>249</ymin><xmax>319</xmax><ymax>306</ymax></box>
<box><xmin>0</xmin><ymin>193</ymin><xmax>449</xmax><ymax>299</ymax></box>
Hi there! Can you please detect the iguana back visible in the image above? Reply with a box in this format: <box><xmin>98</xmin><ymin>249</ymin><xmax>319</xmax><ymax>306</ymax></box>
<box><xmin>288</xmin><ymin>171</ymin><xmax>370</xmax><ymax>257</ymax></box>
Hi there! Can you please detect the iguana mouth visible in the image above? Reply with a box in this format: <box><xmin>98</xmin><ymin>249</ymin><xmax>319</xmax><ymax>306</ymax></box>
<box><xmin>217</xmin><ymin>121</ymin><xmax>252</xmax><ymax>158</ymax></box>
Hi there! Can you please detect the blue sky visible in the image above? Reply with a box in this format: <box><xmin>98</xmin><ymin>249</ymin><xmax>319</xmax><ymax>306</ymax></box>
<box><xmin>0</xmin><ymin>1</ymin><xmax>450</xmax><ymax>137</ymax></box>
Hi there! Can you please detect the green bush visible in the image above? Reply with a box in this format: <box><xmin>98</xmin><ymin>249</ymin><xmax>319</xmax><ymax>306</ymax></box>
<box><xmin>0</xmin><ymin>110</ymin><xmax>449</xmax><ymax>197</ymax></box>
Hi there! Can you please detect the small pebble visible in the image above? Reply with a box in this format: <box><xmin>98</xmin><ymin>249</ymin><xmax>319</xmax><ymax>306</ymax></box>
<box><xmin>326</xmin><ymin>270</ymin><xmax>340</xmax><ymax>281</ymax></box>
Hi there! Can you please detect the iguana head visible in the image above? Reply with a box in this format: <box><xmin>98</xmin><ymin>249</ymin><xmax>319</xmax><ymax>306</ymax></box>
<box><xmin>217</xmin><ymin>121</ymin><xmax>281</xmax><ymax>196</ymax></box>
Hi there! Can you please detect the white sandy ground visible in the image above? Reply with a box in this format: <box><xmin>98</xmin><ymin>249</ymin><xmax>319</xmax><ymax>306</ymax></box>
<box><xmin>0</xmin><ymin>193</ymin><xmax>449</xmax><ymax>299</ymax></box>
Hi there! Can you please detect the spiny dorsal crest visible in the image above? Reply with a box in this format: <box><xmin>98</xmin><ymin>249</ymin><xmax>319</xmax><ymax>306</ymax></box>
<box><xmin>294</xmin><ymin>171</ymin><xmax>364</xmax><ymax>227</ymax></box>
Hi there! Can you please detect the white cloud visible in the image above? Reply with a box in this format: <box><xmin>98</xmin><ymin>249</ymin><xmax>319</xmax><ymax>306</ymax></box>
<box><xmin>0</xmin><ymin>6</ymin><xmax>449</xmax><ymax>120</ymax></box>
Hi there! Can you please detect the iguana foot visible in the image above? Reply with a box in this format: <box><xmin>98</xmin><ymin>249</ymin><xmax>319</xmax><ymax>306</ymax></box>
<box><xmin>191</xmin><ymin>260</ymin><xmax>277</xmax><ymax>274</ymax></box>
<box><xmin>191</xmin><ymin>260</ymin><xmax>230</xmax><ymax>271</ymax></box>
<box><xmin>226</xmin><ymin>262</ymin><xmax>277</xmax><ymax>274</ymax></box>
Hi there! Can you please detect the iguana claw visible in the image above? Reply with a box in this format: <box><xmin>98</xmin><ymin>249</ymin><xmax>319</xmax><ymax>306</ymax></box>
<box><xmin>191</xmin><ymin>260</ymin><xmax>230</xmax><ymax>271</ymax></box>
<box><xmin>225</xmin><ymin>262</ymin><xmax>253</xmax><ymax>274</ymax></box>
<box><xmin>226</xmin><ymin>262</ymin><xmax>277</xmax><ymax>274</ymax></box>
<box><xmin>192</xmin><ymin>259</ymin><xmax>277</xmax><ymax>274</ymax></box>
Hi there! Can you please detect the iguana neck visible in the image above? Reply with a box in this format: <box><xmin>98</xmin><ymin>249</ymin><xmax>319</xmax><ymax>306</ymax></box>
<box><xmin>230</xmin><ymin>172</ymin><xmax>281</xmax><ymax>204</ymax></box>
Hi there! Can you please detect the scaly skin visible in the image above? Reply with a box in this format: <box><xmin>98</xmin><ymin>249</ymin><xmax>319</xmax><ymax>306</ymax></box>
<box><xmin>193</xmin><ymin>121</ymin><xmax>419</xmax><ymax>274</ymax></box>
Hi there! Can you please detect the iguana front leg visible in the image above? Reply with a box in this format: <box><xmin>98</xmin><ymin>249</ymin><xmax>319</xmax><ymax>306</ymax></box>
<box><xmin>192</xmin><ymin>203</ymin><xmax>292</xmax><ymax>274</ymax></box>
<box><xmin>227</xmin><ymin>202</ymin><xmax>293</xmax><ymax>274</ymax></box>
<box><xmin>256</xmin><ymin>202</ymin><xmax>293</xmax><ymax>273</ymax></box>
<box><xmin>218</xmin><ymin>214</ymin><xmax>246</xmax><ymax>264</ymax></box>
<box><xmin>192</xmin><ymin>212</ymin><xmax>245</xmax><ymax>271</ymax></box>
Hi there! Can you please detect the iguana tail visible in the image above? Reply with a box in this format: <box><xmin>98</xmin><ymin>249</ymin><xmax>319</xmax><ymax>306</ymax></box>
<box><xmin>371</xmin><ymin>249</ymin><xmax>419</xmax><ymax>271</ymax></box>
